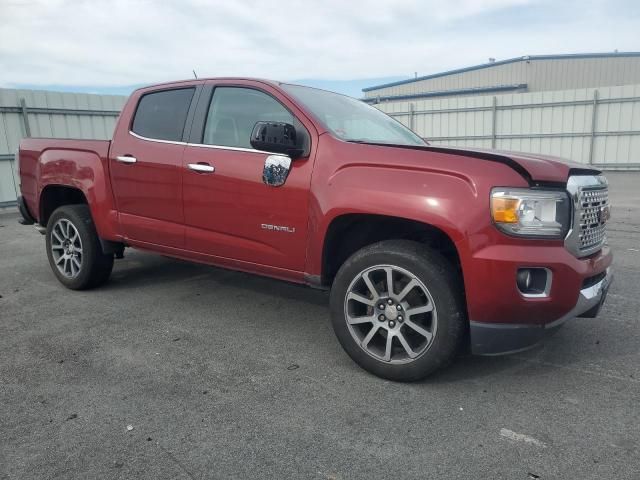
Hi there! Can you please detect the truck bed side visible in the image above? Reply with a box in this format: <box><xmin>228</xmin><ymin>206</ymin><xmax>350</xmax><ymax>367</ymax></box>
<box><xmin>18</xmin><ymin>138</ymin><xmax>120</xmax><ymax>240</ymax></box>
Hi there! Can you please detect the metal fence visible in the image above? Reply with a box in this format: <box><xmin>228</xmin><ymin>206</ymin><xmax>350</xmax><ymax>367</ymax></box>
<box><xmin>0</xmin><ymin>88</ymin><xmax>127</xmax><ymax>206</ymax></box>
<box><xmin>374</xmin><ymin>83</ymin><xmax>640</xmax><ymax>170</ymax></box>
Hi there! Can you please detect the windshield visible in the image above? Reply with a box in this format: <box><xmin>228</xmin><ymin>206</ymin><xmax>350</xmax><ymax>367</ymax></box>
<box><xmin>281</xmin><ymin>84</ymin><xmax>426</xmax><ymax>147</ymax></box>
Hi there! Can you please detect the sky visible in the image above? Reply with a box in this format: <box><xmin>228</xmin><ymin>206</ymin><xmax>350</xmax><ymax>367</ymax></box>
<box><xmin>1</xmin><ymin>0</ymin><xmax>639</xmax><ymax>98</ymax></box>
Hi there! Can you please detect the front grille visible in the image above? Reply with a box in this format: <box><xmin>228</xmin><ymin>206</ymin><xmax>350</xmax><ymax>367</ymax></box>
<box><xmin>565</xmin><ymin>175</ymin><xmax>609</xmax><ymax>258</ymax></box>
<box><xmin>578</xmin><ymin>187</ymin><xmax>608</xmax><ymax>252</ymax></box>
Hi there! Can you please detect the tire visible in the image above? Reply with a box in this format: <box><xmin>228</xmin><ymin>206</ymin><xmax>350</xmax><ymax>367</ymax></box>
<box><xmin>330</xmin><ymin>240</ymin><xmax>466</xmax><ymax>382</ymax></box>
<box><xmin>45</xmin><ymin>205</ymin><xmax>114</xmax><ymax>290</ymax></box>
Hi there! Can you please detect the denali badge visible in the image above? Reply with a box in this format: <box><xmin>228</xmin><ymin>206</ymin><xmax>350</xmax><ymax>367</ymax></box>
<box><xmin>261</xmin><ymin>223</ymin><xmax>296</xmax><ymax>233</ymax></box>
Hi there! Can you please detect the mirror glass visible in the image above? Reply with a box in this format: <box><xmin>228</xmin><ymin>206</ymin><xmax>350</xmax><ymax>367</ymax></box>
<box><xmin>251</xmin><ymin>121</ymin><xmax>303</xmax><ymax>158</ymax></box>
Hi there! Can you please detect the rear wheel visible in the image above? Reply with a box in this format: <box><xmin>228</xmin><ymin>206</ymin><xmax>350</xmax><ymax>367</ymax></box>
<box><xmin>46</xmin><ymin>205</ymin><xmax>114</xmax><ymax>290</ymax></box>
<box><xmin>330</xmin><ymin>240</ymin><xmax>465</xmax><ymax>381</ymax></box>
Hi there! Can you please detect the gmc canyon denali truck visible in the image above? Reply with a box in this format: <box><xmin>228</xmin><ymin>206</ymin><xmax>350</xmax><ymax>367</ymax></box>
<box><xmin>17</xmin><ymin>78</ymin><xmax>613</xmax><ymax>381</ymax></box>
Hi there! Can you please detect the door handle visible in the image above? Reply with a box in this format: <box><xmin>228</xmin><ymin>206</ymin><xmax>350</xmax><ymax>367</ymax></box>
<box><xmin>116</xmin><ymin>155</ymin><xmax>137</xmax><ymax>164</ymax></box>
<box><xmin>188</xmin><ymin>163</ymin><xmax>215</xmax><ymax>173</ymax></box>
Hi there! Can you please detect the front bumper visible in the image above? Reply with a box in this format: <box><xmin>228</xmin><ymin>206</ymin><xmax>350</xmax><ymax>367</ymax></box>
<box><xmin>470</xmin><ymin>266</ymin><xmax>613</xmax><ymax>355</ymax></box>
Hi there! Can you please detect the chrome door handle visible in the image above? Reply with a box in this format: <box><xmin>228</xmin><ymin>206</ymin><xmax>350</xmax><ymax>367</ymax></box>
<box><xmin>188</xmin><ymin>163</ymin><xmax>215</xmax><ymax>173</ymax></box>
<box><xmin>116</xmin><ymin>155</ymin><xmax>137</xmax><ymax>164</ymax></box>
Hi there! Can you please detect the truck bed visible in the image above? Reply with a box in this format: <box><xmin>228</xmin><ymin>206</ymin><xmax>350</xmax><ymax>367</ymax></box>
<box><xmin>19</xmin><ymin>138</ymin><xmax>111</xmax><ymax>221</ymax></box>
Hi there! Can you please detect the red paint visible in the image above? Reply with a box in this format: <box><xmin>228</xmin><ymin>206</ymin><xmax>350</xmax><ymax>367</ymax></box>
<box><xmin>180</xmin><ymin>79</ymin><xmax>318</xmax><ymax>271</ymax></box>
<box><xmin>19</xmin><ymin>78</ymin><xmax>612</xmax><ymax>329</ymax></box>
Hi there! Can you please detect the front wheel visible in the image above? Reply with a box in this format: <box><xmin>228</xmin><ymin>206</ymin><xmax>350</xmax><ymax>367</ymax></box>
<box><xmin>330</xmin><ymin>240</ymin><xmax>466</xmax><ymax>382</ymax></box>
<box><xmin>46</xmin><ymin>205</ymin><xmax>114</xmax><ymax>290</ymax></box>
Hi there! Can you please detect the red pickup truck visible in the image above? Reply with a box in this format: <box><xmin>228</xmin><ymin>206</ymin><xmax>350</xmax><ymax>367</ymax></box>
<box><xmin>17</xmin><ymin>78</ymin><xmax>613</xmax><ymax>381</ymax></box>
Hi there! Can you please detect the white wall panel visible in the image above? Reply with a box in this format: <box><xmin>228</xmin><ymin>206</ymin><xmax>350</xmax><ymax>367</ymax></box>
<box><xmin>376</xmin><ymin>84</ymin><xmax>640</xmax><ymax>169</ymax></box>
<box><xmin>0</xmin><ymin>87</ymin><xmax>126</xmax><ymax>205</ymax></box>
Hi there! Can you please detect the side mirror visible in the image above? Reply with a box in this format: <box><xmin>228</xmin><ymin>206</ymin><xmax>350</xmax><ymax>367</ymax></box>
<box><xmin>250</xmin><ymin>121</ymin><xmax>304</xmax><ymax>158</ymax></box>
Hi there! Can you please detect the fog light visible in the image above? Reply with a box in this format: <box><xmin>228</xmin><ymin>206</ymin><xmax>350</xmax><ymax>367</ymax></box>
<box><xmin>516</xmin><ymin>269</ymin><xmax>532</xmax><ymax>290</ymax></box>
<box><xmin>516</xmin><ymin>268</ymin><xmax>551</xmax><ymax>297</ymax></box>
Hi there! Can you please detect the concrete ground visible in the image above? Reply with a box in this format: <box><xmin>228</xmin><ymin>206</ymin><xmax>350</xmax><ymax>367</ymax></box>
<box><xmin>1</xmin><ymin>172</ymin><xmax>638</xmax><ymax>480</ymax></box>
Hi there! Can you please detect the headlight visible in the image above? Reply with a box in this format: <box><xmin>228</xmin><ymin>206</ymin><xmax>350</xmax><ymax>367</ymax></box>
<box><xmin>491</xmin><ymin>188</ymin><xmax>571</xmax><ymax>238</ymax></box>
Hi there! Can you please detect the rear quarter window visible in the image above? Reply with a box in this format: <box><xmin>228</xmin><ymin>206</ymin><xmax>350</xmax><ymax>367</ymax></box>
<box><xmin>131</xmin><ymin>88</ymin><xmax>195</xmax><ymax>141</ymax></box>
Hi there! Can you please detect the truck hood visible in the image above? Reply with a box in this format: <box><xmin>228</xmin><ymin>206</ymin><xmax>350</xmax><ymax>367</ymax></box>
<box><xmin>355</xmin><ymin>140</ymin><xmax>600</xmax><ymax>184</ymax></box>
<box><xmin>420</xmin><ymin>145</ymin><xmax>601</xmax><ymax>184</ymax></box>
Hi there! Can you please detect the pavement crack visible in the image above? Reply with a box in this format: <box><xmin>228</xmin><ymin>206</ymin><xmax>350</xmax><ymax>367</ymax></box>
<box><xmin>157</xmin><ymin>444</ymin><xmax>196</xmax><ymax>479</ymax></box>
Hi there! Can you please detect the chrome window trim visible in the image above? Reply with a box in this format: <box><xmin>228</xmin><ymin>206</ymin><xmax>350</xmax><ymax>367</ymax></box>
<box><xmin>185</xmin><ymin>142</ymin><xmax>276</xmax><ymax>155</ymax></box>
<box><xmin>565</xmin><ymin>175</ymin><xmax>609</xmax><ymax>258</ymax></box>
<box><xmin>129</xmin><ymin>130</ymin><xmax>187</xmax><ymax>146</ymax></box>
<box><xmin>128</xmin><ymin>130</ymin><xmax>279</xmax><ymax>155</ymax></box>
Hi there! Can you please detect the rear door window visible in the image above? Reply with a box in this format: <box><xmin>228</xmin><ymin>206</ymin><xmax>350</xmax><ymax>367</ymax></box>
<box><xmin>203</xmin><ymin>87</ymin><xmax>293</xmax><ymax>148</ymax></box>
<box><xmin>132</xmin><ymin>88</ymin><xmax>195</xmax><ymax>141</ymax></box>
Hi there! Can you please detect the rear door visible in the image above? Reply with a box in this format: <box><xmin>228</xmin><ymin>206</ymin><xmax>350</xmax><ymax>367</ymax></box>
<box><xmin>110</xmin><ymin>85</ymin><xmax>199</xmax><ymax>248</ymax></box>
<box><xmin>181</xmin><ymin>83</ymin><xmax>315</xmax><ymax>271</ymax></box>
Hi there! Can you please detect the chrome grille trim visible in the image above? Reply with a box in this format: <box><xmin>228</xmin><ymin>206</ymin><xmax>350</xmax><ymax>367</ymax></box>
<box><xmin>578</xmin><ymin>188</ymin><xmax>608</xmax><ymax>249</ymax></box>
<box><xmin>565</xmin><ymin>175</ymin><xmax>609</xmax><ymax>257</ymax></box>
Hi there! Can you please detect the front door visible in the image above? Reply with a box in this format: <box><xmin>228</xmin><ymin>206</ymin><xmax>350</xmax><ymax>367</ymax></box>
<box><xmin>181</xmin><ymin>85</ymin><xmax>313</xmax><ymax>272</ymax></box>
<box><xmin>110</xmin><ymin>86</ymin><xmax>196</xmax><ymax>248</ymax></box>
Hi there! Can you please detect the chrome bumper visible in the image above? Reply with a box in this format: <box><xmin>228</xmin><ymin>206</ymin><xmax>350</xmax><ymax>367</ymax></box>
<box><xmin>470</xmin><ymin>267</ymin><xmax>613</xmax><ymax>355</ymax></box>
<box><xmin>546</xmin><ymin>267</ymin><xmax>613</xmax><ymax>328</ymax></box>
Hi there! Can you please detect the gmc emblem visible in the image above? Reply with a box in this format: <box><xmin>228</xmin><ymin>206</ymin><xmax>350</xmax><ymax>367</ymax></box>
<box><xmin>598</xmin><ymin>205</ymin><xmax>611</xmax><ymax>225</ymax></box>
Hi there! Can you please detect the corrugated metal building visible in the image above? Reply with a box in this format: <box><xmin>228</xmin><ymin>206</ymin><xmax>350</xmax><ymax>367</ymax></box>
<box><xmin>363</xmin><ymin>52</ymin><xmax>640</xmax><ymax>101</ymax></box>
<box><xmin>363</xmin><ymin>53</ymin><xmax>640</xmax><ymax>169</ymax></box>
<box><xmin>0</xmin><ymin>88</ymin><xmax>126</xmax><ymax>206</ymax></box>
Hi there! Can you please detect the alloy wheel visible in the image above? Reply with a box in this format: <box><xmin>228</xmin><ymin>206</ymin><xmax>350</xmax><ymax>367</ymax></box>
<box><xmin>344</xmin><ymin>264</ymin><xmax>438</xmax><ymax>364</ymax></box>
<box><xmin>50</xmin><ymin>218</ymin><xmax>83</xmax><ymax>278</ymax></box>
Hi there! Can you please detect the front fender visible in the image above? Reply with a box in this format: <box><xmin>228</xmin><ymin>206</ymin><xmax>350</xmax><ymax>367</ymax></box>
<box><xmin>306</xmin><ymin>161</ymin><xmax>481</xmax><ymax>277</ymax></box>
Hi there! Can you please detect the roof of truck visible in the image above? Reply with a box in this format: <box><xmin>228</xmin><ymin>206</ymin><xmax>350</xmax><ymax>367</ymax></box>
<box><xmin>135</xmin><ymin>77</ymin><xmax>282</xmax><ymax>90</ymax></box>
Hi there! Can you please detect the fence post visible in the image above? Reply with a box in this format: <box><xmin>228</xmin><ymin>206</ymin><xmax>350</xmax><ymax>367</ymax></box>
<box><xmin>491</xmin><ymin>96</ymin><xmax>497</xmax><ymax>149</ymax></box>
<box><xmin>8</xmin><ymin>151</ymin><xmax>19</xmax><ymax>201</ymax></box>
<box><xmin>19</xmin><ymin>98</ymin><xmax>31</xmax><ymax>138</ymax></box>
<box><xmin>409</xmin><ymin>102</ymin><xmax>415</xmax><ymax>132</ymax></box>
<box><xmin>588</xmin><ymin>89</ymin><xmax>599</xmax><ymax>165</ymax></box>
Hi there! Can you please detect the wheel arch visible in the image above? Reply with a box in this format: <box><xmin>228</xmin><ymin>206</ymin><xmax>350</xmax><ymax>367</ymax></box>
<box><xmin>36</xmin><ymin>147</ymin><xmax>120</xmax><ymax>240</ymax></box>
<box><xmin>320</xmin><ymin>213</ymin><xmax>464</xmax><ymax>288</ymax></box>
<box><xmin>39</xmin><ymin>184</ymin><xmax>89</xmax><ymax>227</ymax></box>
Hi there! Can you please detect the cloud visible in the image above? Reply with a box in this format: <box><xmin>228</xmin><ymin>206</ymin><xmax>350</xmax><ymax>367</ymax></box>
<box><xmin>0</xmin><ymin>0</ymin><xmax>638</xmax><ymax>90</ymax></box>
